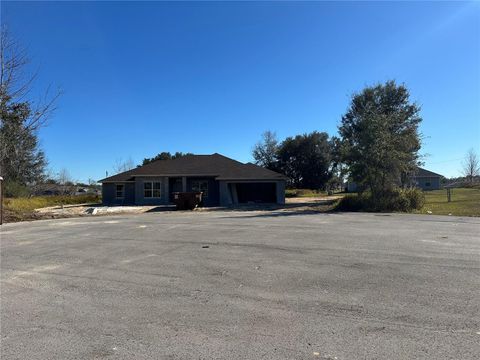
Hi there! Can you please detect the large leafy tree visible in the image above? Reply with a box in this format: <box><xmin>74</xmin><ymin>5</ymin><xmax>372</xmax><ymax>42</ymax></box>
<box><xmin>252</xmin><ymin>130</ymin><xmax>279</xmax><ymax>171</ymax></box>
<box><xmin>277</xmin><ymin>131</ymin><xmax>332</xmax><ymax>189</ymax></box>
<box><xmin>0</xmin><ymin>102</ymin><xmax>46</xmax><ymax>184</ymax></box>
<box><xmin>338</xmin><ymin>81</ymin><xmax>422</xmax><ymax>197</ymax></box>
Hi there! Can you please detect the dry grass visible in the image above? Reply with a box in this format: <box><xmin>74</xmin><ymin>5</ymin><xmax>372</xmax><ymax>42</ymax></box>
<box><xmin>3</xmin><ymin>194</ymin><xmax>101</xmax><ymax>222</ymax></box>
<box><xmin>285</xmin><ymin>189</ymin><xmax>328</xmax><ymax>198</ymax></box>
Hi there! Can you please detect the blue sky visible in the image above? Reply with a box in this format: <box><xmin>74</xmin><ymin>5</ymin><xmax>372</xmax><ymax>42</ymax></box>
<box><xmin>2</xmin><ymin>1</ymin><xmax>479</xmax><ymax>182</ymax></box>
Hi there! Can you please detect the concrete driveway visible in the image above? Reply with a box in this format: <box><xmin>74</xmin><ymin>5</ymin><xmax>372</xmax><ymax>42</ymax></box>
<box><xmin>1</xmin><ymin>211</ymin><xmax>479</xmax><ymax>359</ymax></box>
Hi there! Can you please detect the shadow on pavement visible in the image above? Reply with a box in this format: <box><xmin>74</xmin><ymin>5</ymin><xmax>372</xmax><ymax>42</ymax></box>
<box><xmin>145</xmin><ymin>206</ymin><xmax>177</xmax><ymax>212</ymax></box>
<box><xmin>217</xmin><ymin>199</ymin><xmax>338</xmax><ymax>218</ymax></box>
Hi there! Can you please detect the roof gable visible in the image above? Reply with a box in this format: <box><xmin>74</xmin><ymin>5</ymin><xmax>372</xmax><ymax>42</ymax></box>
<box><xmin>414</xmin><ymin>167</ymin><xmax>443</xmax><ymax>178</ymax></box>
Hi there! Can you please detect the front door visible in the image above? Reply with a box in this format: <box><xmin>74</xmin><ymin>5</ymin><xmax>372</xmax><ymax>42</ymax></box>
<box><xmin>169</xmin><ymin>177</ymin><xmax>183</xmax><ymax>202</ymax></box>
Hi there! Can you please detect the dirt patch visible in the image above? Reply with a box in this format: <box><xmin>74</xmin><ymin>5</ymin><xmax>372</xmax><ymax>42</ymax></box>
<box><xmin>286</xmin><ymin>195</ymin><xmax>343</xmax><ymax>204</ymax></box>
<box><xmin>4</xmin><ymin>196</ymin><xmax>342</xmax><ymax>223</ymax></box>
<box><xmin>35</xmin><ymin>204</ymin><xmax>165</xmax><ymax>217</ymax></box>
<box><xmin>3</xmin><ymin>208</ymin><xmax>76</xmax><ymax>223</ymax></box>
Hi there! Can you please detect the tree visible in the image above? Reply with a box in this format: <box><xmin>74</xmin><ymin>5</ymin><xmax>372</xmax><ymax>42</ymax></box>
<box><xmin>57</xmin><ymin>168</ymin><xmax>73</xmax><ymax>195</ymax></box>
<box><xmin>277</xmin><ymin>131</ymin><xmax>332</xmax><ymax>189</ymax></box>
<box><xmin>338</xmin><ymin>81</ymin><xmax>422</xmax><ymax>198</ymax></box>
<box><xmin>142</xmin><ymin>152</ymin><xmax>193</xmax><ymax>166</ymax></box>
<box><xmin>329</xmin><ymin>136</ymin><xmax>348</xmax><ymax>190</ymax></box>
<box><xmin>0</xmin><ymin>106</ymin><xmax>47</xmax><ymax>184</ymax></box>
<box><xmin>0</xmin><ymin>27</ymin><xmax>60</xmax><ymax>190</ymax></box>
<box><xmin>462</xmin><ymin>148</ymin><xmax>480</xmax><ymax>183</ymax></box>
<box><xmin>252</xmin><ymin>130</ymin><xmax>279</xmax><ymax>171</ymax></box>
<box><xmin>113</xmin><ymin>157</ymin><xmax>135</xmax><ymax>173</ymax></box>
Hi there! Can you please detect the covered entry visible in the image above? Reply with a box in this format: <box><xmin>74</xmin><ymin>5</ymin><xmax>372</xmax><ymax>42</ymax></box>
<box><xmin>234</xmin><ymin>182</ymin><xmax>277</xmax><ymax>203</ymax></box>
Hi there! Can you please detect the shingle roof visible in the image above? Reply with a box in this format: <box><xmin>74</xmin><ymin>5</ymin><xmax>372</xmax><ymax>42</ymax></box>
<box><xmin>414</xmin><ymin>167</ymin><xmax>443</xmax><ymax>178</ymax></box>
<box><xmin>99</xmin><ymin>153</ymin><xmax>287</xmax><ymax>182</ymax></box>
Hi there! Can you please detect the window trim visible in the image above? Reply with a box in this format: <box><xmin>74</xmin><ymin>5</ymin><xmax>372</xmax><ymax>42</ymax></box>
<box><xmin>144</xmin><ymin>181</ymin><xmax>162</xmax><ymax>198</ymax></box>
<box><xmin>115</xmin><ymin>184</ymin><xmax>124</xmax><ymax>199</ymax></box>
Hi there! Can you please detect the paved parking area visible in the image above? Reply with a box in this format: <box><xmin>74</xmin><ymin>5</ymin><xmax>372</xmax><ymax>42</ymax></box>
<box><xmin>1</xmin><ymin>211</ymin><xmax>479</xmax><ymax>359</ymax></box>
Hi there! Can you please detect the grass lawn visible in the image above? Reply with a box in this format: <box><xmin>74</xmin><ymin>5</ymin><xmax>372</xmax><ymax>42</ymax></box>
<box><xmin>418</xmin><ymin>187</ymin><xmax>480</xmax><ymax>217</ymax></box>
<box><xmin>285</xmin><ymin>189</ymin><xmax>323</xmax><ymax>198</ymax></box>
<box><xmin>3</xmin><ymin>194</ymin><xmax>101</xmax><ymax>222</ymax></box>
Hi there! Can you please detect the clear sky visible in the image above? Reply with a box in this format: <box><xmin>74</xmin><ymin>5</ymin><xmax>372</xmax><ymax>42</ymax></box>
<box><xmin>2</xmin><ymin>1</ymin><xmax>479</xmax><ymax>182</ymax></box>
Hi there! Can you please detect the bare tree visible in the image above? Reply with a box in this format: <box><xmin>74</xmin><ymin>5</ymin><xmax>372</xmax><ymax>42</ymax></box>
<box><xmin>252</xmin><ymin>130</ymin><xmax>279</xmax><ymax>171</ymax></box>
<box><xmin>0</xmin><ymin>27</ymin><xmax>61</xmax><ymax>184</ymax></box>
<box><xmin>462</xmin><ymin>148</ymin><xmax>480</xmax><ymax>183</ymax></box>
<box><xmin>0</xmin><ymin>27</ymin><xmax>61</xmax><ymax>130</ymax></box>
<box><xmin>57</xmin><ymin>168</ymin><xmax>73</xmax><ymax>195</ymax></box>
<box><xmin>113</xmin><ymin>157</ymin><xmax>135</xmax><ymax>174</ymax></box>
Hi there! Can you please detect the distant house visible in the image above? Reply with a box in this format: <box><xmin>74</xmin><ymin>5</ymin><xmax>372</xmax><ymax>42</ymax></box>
<box><xmin>410</xmin><ymin>167</ymin><xmax>443</xmax><ymax>190</ymax></box>
<box><xmin>99</xmin><ymin>153</ymin><xmax>287</xmax><ymax>206</ymax></box>
<box><xmin>347</xmin><ymin>166</ymin><xmax>443</xmax><ymax>192</ymax></box>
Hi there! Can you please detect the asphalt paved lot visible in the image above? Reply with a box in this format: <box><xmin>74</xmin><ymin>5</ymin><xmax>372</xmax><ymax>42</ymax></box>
<box><xmin>1</xmin><ymin>211</ymin><xmax>479</xmax><ymax>359</ymax></box>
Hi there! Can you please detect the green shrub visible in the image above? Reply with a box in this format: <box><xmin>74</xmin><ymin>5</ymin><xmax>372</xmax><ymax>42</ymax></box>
<box><xmin>4</xmin><ymin>181</ymin><xmax>30</xmax><ymax>197</ymax></box>
<box><xmin>335</xmin><ymin>193</ymin><xmax>369</xmax><ymax>211</ymax></box>
<box><xmin>404</xmin><ymin>188</ymin><xmax>425</xmax><ymax>209</ymax></box>
<box><xmin>335</xmin><ymin>188</ymin><xmax>425</xmax><ymax>212</ymax></box>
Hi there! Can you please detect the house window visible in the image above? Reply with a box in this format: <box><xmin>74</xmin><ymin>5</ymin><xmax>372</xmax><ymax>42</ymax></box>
<box><xmin>144</xmin><ymin>181</ymin><xmax>162</xmax><ymax>198</ymax></box>
<box><xmin>191</xmin><ymin>180</ymin><xmax>208</xmax><ymax>198</ymax></box>
<box><xmin>425</xmin><ymin>182</ymin><xmax>431</xmax><ymax>187</ymax></box>
<box><xmin>115</xmin><ymin>184</ymin><xmax>124</xmax><ymax>198</ymax></box>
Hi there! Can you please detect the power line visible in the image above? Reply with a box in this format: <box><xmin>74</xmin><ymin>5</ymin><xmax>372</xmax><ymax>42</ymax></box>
<box><xmin>428</xmin><ymin>157</ymin><xmax>466</xmax><ymax>164</ymax></box>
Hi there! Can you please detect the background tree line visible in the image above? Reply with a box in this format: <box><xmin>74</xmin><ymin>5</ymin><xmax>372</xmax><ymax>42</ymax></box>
<box><xmin>252</xmin><ymin>80</ymin><xmax>427</xmax><ymax>210</ymax></box>
<box><xmin>109</xmin><ymin>152</ymin><xmax>194</xmax><ymax>175</ymax></box>
<box><xmin>253</xmin><ymin>130</ymin><xmax>337</xmax><ymax>190</ymax></box>
<box><xmin>253</xmin><ymin>81</ymin><xmax>424</xmax><ymax>198</ymax></box>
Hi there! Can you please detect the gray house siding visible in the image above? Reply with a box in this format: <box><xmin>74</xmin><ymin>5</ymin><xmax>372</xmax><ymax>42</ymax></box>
<box><xmin>134</xmin><ymin>176</ymin><xmax>169</xmax><ymax>205</ymax></box>
<box><xmin>102</xmin><ymin>177</ymin><xmax>224</xmax><ymax>206</ymax></box>
<box><xmin>276</xmin><ymin>181</ymin><xmax>286</xmax><ymax>204</ymax></box>
<box><xmin>413</xmin><ymin>176</ymin><xmax>440</xmax><ymax>190</ymax></box>
<box><xmin>102</xmin><ymin>180</ymin><xmax>287</xmax><ymax>206</ymax></box>
<box><xmin>102</xmin><ymin>183</ymin><xmax>116</xmax><ymax>205</ymax></box>
<box><xmin>102</xmin><ymin>182</ymin><xmax>135</xmax><ymax>205</ymax></box>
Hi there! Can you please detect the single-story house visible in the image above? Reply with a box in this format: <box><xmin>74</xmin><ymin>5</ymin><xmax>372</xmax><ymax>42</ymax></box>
<box><xmin>410</xmin><ymin>167</ymin><xmax>443</xmax><ymax>190</ymax></box>
<box><xmin>347</xmin><ymin>166</ymin><xmax>443</xmax><ymax>192</ymax></box>
<box><xmin>99</xmin><ymin>153</ymin><xmax>287</xmax><ymax>206</ymax></box>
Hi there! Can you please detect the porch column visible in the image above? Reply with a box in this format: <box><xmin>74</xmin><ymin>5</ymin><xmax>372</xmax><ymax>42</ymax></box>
<box><xmin>219</xmin><ymin>181</ymin><xmax>232</xmax><ymax>206</ymax></box>
<box><xmin>276</xmin><ymin>181</ymin><xmax>285</xmax><ymax>204</ymax></box>
<box><xmin>231</xmin><ymin>183</ymin><xmax>238</xmax><ymax>204</ymax></box>
<box><xmin>182</xmin><ymin>176</ymin><xmax>187</xmax><ymax>192</ymax></box>
<box><xmin>164</xmin><ymin>177</ymin><xmax>169</xmax><ymax>203</ymax></box>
